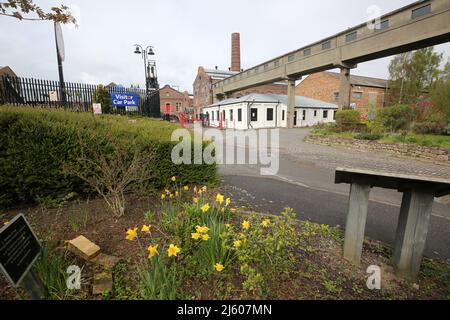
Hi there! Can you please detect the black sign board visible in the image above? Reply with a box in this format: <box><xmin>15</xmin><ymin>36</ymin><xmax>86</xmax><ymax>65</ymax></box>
<box><xmin>0</xmin><ymin>214</ymin><xmax>41</xmax><ymax>287</ymax></box>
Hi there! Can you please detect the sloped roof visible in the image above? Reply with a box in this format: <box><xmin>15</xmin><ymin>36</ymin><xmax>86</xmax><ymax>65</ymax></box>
<box><xmin>204</xmin><ymin>68</ymin><xmax>239</xmax><ymax>80</ymax></box>
<box><xmin>324</xmin><ymin>71</ymin><xmax>388</xmax><ymax>88</ymax></box>
<box><xmin>206</xmin><ymin>93</ymin><xmax>337</xmax><ymax>109</ymax></box>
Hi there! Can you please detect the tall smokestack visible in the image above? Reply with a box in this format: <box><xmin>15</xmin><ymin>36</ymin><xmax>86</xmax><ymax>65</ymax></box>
<box><xmin>231</xmin><ymin>33</ymin><xmax>241</xmax><ymax>72</ymax></box>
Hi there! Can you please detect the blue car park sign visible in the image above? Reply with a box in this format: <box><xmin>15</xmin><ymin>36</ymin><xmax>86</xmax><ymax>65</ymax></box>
<box><xmin>110</xmin><ymin>92</ymin><xmax>139</xmax><ymax>111</ymax></box>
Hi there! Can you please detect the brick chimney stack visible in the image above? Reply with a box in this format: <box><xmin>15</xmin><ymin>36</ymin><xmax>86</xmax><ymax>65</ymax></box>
<box><xmin>231</xmin><ymin>33</ymin><xmax>241</xmax><ymax>72</ymax></box>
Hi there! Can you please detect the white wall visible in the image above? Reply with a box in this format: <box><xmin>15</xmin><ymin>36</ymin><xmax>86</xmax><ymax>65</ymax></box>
<box><xmin>203</xmin><ymin>103</ymin><xmax>336</xmax><ymax>129</ymax></box>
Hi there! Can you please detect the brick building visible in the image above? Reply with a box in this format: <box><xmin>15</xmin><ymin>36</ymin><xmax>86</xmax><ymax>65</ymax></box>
<box><xmin>193</xmin><ymin>33</ymin><xmax>287</xmax><ymax>119</ymax></box>
<box><xmin>160</xmin><ymin>84</ymin><xmax>193</xmax><ymax>116</ymax></box>
<box><xmin>295</xmin><ymin>71</ymin><xmax>388</xmax><ymax>119</ymax></box>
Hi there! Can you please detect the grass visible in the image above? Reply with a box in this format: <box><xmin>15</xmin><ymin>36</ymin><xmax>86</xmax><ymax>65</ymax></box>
<box><xmin>311</xmin><ymin>127</ymin><xmax>450</xmax><ymax>148</ymax></box>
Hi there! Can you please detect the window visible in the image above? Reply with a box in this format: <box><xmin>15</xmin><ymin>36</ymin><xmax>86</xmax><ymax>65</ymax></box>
<box><xmin>212</xmin><ymin>111</ymin><xmax>214</xmax><ymax>121</ymax></box>
<box><xmin>333</xmin><ymin>92</ymin><xmax>340</xmax><ymax>102</ymax></box>
<box><xmin>250</xmin><ymin>108</ymin><xmax>258</xmax><ymax>121</ymax></box>
<box><xmin>288</xmin><ymin>54</ymin><xmax>295</xmax><ymax>62</ymax></box>
<box><xmin>314</xmin><ymin>110</ymin><xmax>317</xmax><ymax>117</ymax></box>
<box><xmin>345</xmin><ymin>31</ymin><xmax>357</xmax><ymax>43</ymax></box>
<box><xmin>375</xmin><ymin>19</ymin><xmax>389</xmax><ymax>31</ymax></box>
<box><xmin>322</xmin><ymin>41</ymin><xmax>331</xmax><ymax>50</ymax></box>
<box><xmin>230</xmin><ymin>109</ymin><xmax>233</xmax><ymax>121</ymax></box>
<box><xmin>302</xmin><ymin>110</ymin><xmax>306</xmax><ymax>121</ymax></box>
<box><xmin>217</xmin><ymin>110</ymin><xmax>219</xmax><ymax>120</ymax></box>
<box><xmin>303</xmin><ymin>48</ymin><xmax>311</xmax><ymax>56</ymax></box>
<box><xmin>352</xmin><ymin>91</ymin><xmax>363</xmax><ymax>99</ymax></box>
<box><xmin>323</xmin><ymin>110</ymin><xmax>328</xmax><ymax>119</ymax></box>
<box><xmin>333</xmin><ymin>110</ymin><xmax>337</xmax><ymax>120</ymax></box>
<box><xmin>222</xmin><ymin>110</ymin><xmax>226</xmax><ymax>121</ymax></box>
<box><xmin>267</xmin><ymin>108</ymin><xmax>274</xmax><ymax>121</ymax></box>
<box><xmin>412</xmin><ymin>4</ymin><xmax>431</xmax><ymax>19</ymax></box>
<box><xmin>238</xmin><ymin>108</ymin><xmax>242</xmax><ymax>122</ymax></box>
<box><xmin>282</xmin><ymin>110</ymin><xmax>285</xmax><ymax>121</ymax></box>
<box><xmin>274</xmin><ymin>60</ymin><xmax>280</xmax><ymax>67</ymax></box>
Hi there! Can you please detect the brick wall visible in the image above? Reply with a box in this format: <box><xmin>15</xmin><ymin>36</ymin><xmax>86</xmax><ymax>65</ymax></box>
<box><xmin>160</xmin><ymin>85</ymin><xmax>191</xmax><ymax>115</ymax></box>
<box><xmin>296</xmin><ymin>72</ymin><xmax>386</xmax><ymax>119</ymax></box>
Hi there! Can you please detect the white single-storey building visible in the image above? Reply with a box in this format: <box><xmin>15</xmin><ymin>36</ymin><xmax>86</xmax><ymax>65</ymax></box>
<box><xmin>201</xmin><ymin>93</ymin><xmax>338</xmax><ymax>129</ymax></box>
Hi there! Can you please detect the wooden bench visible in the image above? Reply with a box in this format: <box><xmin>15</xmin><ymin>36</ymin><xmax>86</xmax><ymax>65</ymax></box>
<box><xmin>335</xmin><ymin>167</ymin><xmax>450</xmax><ymax>282</ymax></box>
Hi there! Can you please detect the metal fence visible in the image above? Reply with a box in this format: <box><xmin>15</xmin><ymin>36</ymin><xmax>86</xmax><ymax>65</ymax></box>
<box><xmin>0</xmin><ymin>75</ymin><xmax>161</xmax><ymax>117</ymax></box>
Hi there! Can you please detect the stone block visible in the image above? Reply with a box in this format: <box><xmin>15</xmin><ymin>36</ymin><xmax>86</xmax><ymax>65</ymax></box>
<box><xmin>67</xmin><ymin>235</ymin><xmax>100</xmax><ymax>260</ymax></box>
<box><xmin>90</xmin><ymin>253</ymin><xmax>121</xmax><ymax>269</ymax></box>
<box><xmin>92</xmin><ymin>271</ymin><xmax>113</xmax><ymax>295</ymax></box>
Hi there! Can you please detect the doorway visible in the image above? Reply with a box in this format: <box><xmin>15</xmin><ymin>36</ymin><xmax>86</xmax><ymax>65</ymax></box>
<box><xmin>294</xmin><ymin>111</ymin><xmax>297</xmax><ymax>126</ymax></box>
<box><xmin>166</xmin><ymin>103</ymin><xmax>171</xmax><ymax>113</ymax></box>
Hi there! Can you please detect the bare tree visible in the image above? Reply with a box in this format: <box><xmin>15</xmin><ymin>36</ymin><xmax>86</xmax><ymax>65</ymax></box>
<box><xmin>64</xmin><ymin>143</ymin><xmax>154</xmax><ymax>218</ymax></box>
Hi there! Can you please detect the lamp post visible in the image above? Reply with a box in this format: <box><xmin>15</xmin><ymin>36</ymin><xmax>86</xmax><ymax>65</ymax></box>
<box><xmin>133</xmin><ymin>44</ymin><xmax>155</xmax><ymax>95</ymax></box>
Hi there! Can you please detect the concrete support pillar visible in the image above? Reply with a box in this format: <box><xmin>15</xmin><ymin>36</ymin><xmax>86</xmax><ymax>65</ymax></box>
<box><xmin>343</xmin><ymin>182</ymin><xmax>371</xmax><ymax>265</ymax></box>
<box><xmin>338</xmin><ymin>67</ymin><xmax>351</xmax><ymax>109</ymax></box>
<box><xmin>286</xmin><ymin>78</ymin><xmax>296</xmax><ymax>129</ymax></box>
<box><xmin>392</xmin><ymin>190</ymin><xmax>434</xmax><ymax>282</ymax></box>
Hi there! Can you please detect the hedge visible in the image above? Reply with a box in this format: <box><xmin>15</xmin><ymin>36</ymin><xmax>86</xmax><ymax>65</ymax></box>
<box><xmin>0</xmin><ymin>106</ymin><xmax>217</xmax><ymax>208</ymax></box>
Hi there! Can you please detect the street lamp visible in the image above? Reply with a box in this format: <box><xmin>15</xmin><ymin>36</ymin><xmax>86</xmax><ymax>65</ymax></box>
<box><xmin>133</xmin><ymin>44</ymin><xmax>156</xmax><ymax>94</ymax></box>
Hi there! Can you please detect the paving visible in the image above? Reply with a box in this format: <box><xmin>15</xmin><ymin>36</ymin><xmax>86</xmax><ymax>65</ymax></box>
<box><xmin>215</xmin><ymin>128</ymin><xmax>450</xmax><ymax>260</ymax></box>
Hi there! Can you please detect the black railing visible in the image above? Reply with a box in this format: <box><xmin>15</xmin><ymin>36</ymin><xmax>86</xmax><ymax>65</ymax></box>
<box><xmin>0</xmin><ymin>75</ymin><xmax>161</xmax><ymax>117</ymax></box>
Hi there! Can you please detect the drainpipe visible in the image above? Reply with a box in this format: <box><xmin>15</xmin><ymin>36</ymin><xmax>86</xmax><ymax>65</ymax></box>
<box><xmin>247</xmin><ymin>101</ymin><xmax>255</xmax><ymax>129</ymax></box>
<box><xmin>275</xmin><ymin>101</ymin><xmax>280</xmax><ymax>128</ymax></box>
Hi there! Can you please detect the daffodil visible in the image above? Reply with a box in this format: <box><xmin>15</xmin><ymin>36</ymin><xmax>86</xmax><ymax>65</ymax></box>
<box><xmin>161</xmin><ymin>194</ymin><xmax>166</xmax><ymax>200</ymax></box>
<box><xmin>202</xmin><ymin>186</ymin><xmax>207</xmax><ymax>192</ymax></box>
<box><xmin>242</xmin><ymin>220</ymin><xmax>250</xmax><ymax>230</ymax></box>
<box><xmin>214</xmin><ymin>263</ymin><xmax>224</xmax><ymax>272</ymax></box>
<box><xmin>225</xmin><ymin>224</ymin><xmax>232</xmax><ymax>229</ymax></box>
<box><xmin>225</xmin><ymin>198</ymin><xmax>231</xmax><ymax>207</ymax></box>
<box><xmin>147</xmin><ymin>244</ymin><xmax>158</xmax><ymax>258</ymax></box>
<box><xmin>261</xmin><ymin>219</ymin><xmax>271</xmax><ymax>228</ymax></box>
<box><xmin>216</xmin><ymin>193</ymin><xmax>224</xmax><ymax>205</ymax></box>
<box><xmin>195</xmin><ymin>226</ymin><xmax>209</xmax><ymax>234</ymax></box>
<box><xmin>202</xmin><ymin>234</ymin><xmax>210</xmax><ymax>241</ymax></box>
<box><xmin>165</xmin><ymin>189</ymin><xmax>170</xmax><ymax>195</ymax></box>
<box><xmin>191</xmin><ymin>232</ymin><xmax>201</xmax><ymax>240</ymax></box>
<box><xmin>167</xmin><ymin>244</ymin><xmax>181</xmax><ymax>257</ymax></box>
<box><xmin>169</xmin><ymin>193</ymin><xmax>174</xmax><ymax>199</ymax></box>
<box><xmin>183</xmin><ymin>186</ymin><xmax>189</xmax><ymax>191</ymax></box>
<box><xmin>125</xmin><ymin>227</ymin><xmax>138</xmax><ymax>241</ymax></box>
<box><xmin>141</xmin><ymin>225</ymin><xmax>151</xmax><ymax>233</ymax></box>
<box><xmin>171</xmin><ymin>176</ymin><xmax>177</xmax><ymax>182</ymax></box>
<box><xmin>193</xmin><ymin>197</ymin><xmax>199</xmax><ymax>204</ymax></box>
<box><xmin>201</xmin><ymin>203</ymin><xmax>210</xmax><ymax>213</ymax></box>
<box><xmin>234</xmin><ymin>240</ymin><xmax>242</xmax><ymax>248</ymax></box>
<box><xmin>230</xmin><ymin>208</ymin><xmax>237</xmax><ymax>213</ymax></box>
<box><xmin>175</xmin><ymin>191</ymin><xmax>179</xmax><ymax>197</ymax></box>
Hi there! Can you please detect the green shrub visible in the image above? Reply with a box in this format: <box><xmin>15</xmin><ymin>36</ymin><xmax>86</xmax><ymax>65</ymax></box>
<box><xmin>354</xmin><ymin>132</ymin><xmax>382</xmax><ymax>141</ymax></box>
<box><xmin>335</xmin><ymin>110</ymin><xmax>361</xmax><ymax>132</ymax></box>
<box><xmin>412</xmin><ymin>122</ymin><xmax>447</xmax><ymax>135</ymax></box>
<box><xmin>0</xmin><ymin>106</ymin><xmax>217</xmax><ymax>208</ymax></box>
<box><xmin>92</xmin><ymin>85</ymin><xmax>111</xmax><ymax>114</ymax></box>
<box><xmin>377</xmin><ymin>104</ymin><xmax>415</xmax><ymax>132</ymax></box>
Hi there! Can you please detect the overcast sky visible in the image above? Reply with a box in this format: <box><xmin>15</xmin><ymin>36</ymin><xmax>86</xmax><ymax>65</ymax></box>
<box><xmin>1</xmin><ymin>0</ymin><xmax>449</xmax><ymax>93</ymax></box>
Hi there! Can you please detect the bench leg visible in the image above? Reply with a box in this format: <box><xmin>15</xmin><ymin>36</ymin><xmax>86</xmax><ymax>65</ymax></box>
<box><xmin>392</xmin><ymin>190</ymin><xmax>434</xmax><ymax>282</ymax></box>
<box><xmin>343</xmin><ymin>182</ymin><xmax>371</xmax><ymax>265</ymax></box>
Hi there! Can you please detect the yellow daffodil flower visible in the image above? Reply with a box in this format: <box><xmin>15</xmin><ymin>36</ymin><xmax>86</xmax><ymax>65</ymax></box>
<box><xmin>169</xmin><ymin>193</ymin><xmax>174</xmax><ymax>199</ymax></box>
<box><xmin>125</xmin><ymin>227</ymin><xmax>138</xmax><ymax>241</ymax></box>
<box><xmin>225</xmin><ymin>198</ymin><xmax>231</xmax><ymax>207</ymax></box>
<box><xmin>202</xmin><ymin>186</ymin><xmax>207</xmax><ymax>192</ymax></box>
<box><xmin>167</xmin><ymin>244</ymin><xmax>181</xmax><ymax>257</ymax></box>
<box><xmin>234</xmin><ymin>240</ymin><xmax>242</xmax><ymax>248</ymax></box>
<box><xmin>183</xmin><ymin>186</ymin><xmax>189</xmax><ymax>191</ymax></box>
<box><xmin>147</xmin><ymin>244</ymin><xmax>158</xmax><ymax>258</ymax></box>
<box><xmin>242</xmin><ymin>220</ymin><xmax>250</xmax><ymax>230</ymax></box>
<box><xmin>161</xmin><ymin>194</ymin><xmax>166</xmax><ymax>200</ymax></box>
<box><xmin>261</xmin><ymin>219</ymin><xmax>271</xmax><ymax>228</ymax></box>
<box><xmin>165</xmin><ymin>189</ymin><xmax>170</xmax><ymax>195</ymax></box>
<box><xmin>195</xmin><ymin>226</ymin><xmax>209</xmax><ymax>234</ymax></box>
<box><xmin>171</xmin><ymin>176</ymin><xmax>176</xmax><ymax>182</ymax></box>
<box><xmin>201</xmin><ymin>203</ymin><xmax>210</xmax><ymax>213</ymax></box>
<box><xmin>191</xmin><ymin>233</ymin><xmax>201</xmax><ymax>240</ymax></box>
<box><xmin>214</xmin><ymin>263</ymin><xmax>224</xmax><ymax>272</ymax></box>
<box><xmin>202</xmin><ymin>234</ymin><xmax>210</xmax><ymax>241</ymax></box>
<box><xmin>193</xmin><ymin>197</ymin><xmax>199</xmax><ymax>204</ymax></box>
<box><xmin>141</xmin><ymin>225</ymin><xmax>151</xmax><ymax>233</ymax></box>
<box><xmin>216</xmin><ymin>193</ymin><xmax>224</xmax><ymax>205</ymax></box>
<box><xmin>225</xmin><ymin>224</ymin><xmax>232</xmax><ymax>229</ymax></box>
